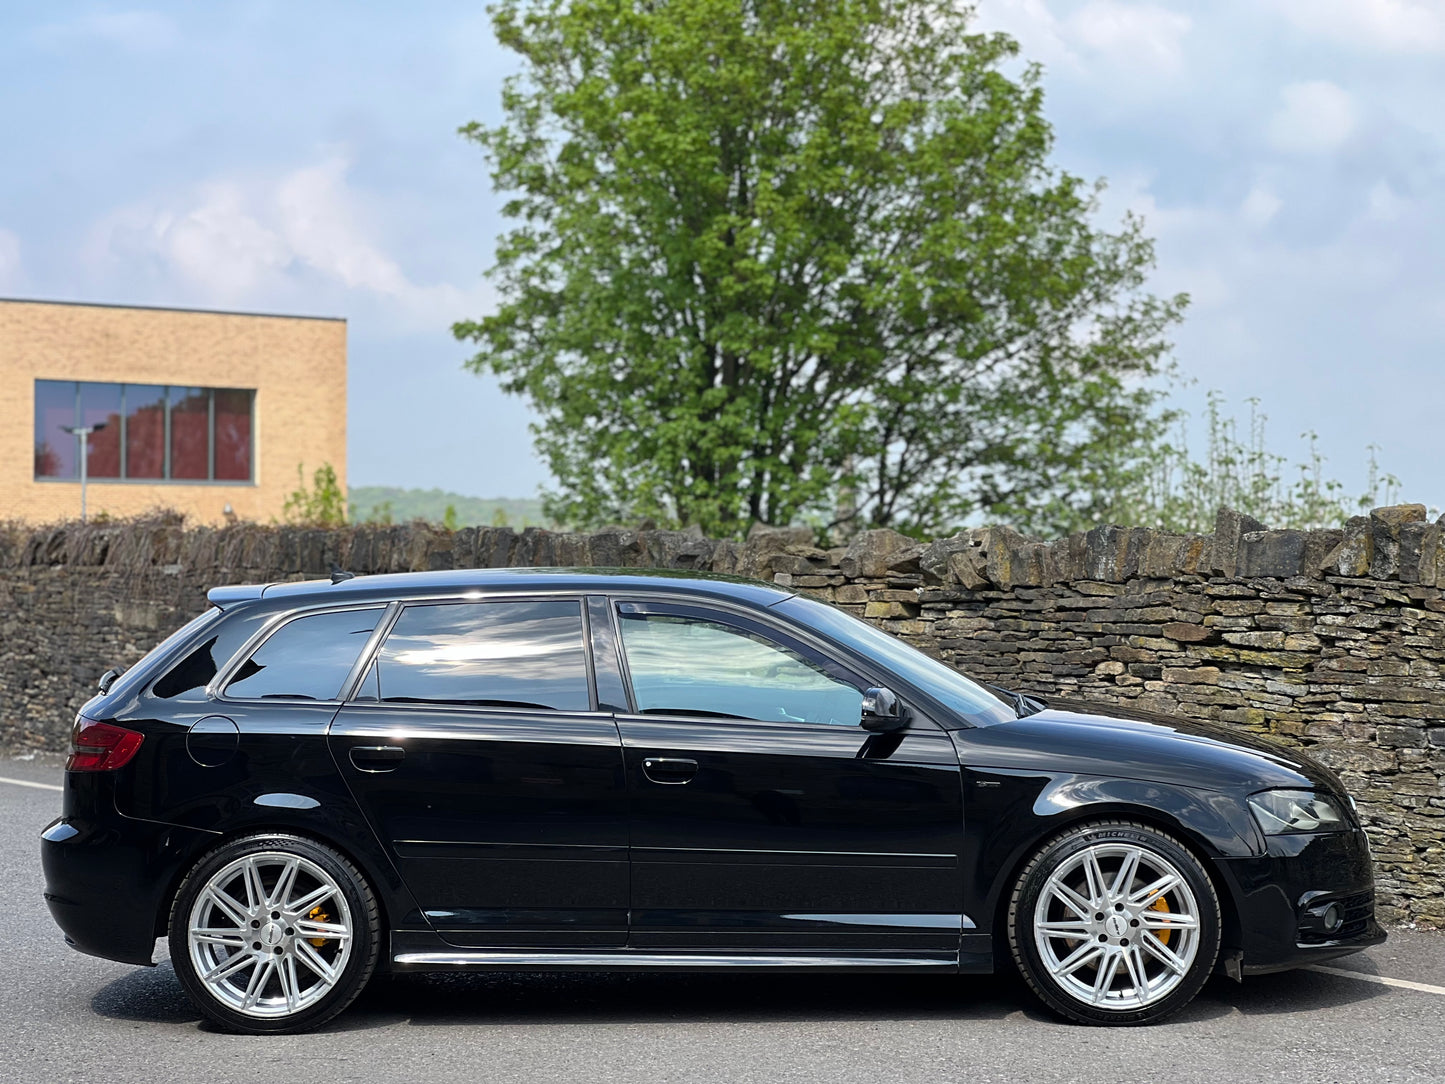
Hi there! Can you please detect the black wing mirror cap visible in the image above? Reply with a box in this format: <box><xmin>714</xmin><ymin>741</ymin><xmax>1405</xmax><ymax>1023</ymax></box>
<box><xmin>860</xmin><ymin>686</ymin><xmax>909</xmax><ymax>732</ymax></box>
<box><xmin>97</xmin><ymin>668</ymin><xmax>121</xmax><ymax>694</ymax></box>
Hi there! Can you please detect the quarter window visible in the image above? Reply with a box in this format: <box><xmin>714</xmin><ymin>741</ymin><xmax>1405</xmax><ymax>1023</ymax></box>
<box><xmin>617</xmin><ymin>609</ymin><xmax>863</xmax><ymax>726</ymax></box>
<box><xmin>225</xmin><ymin>608</ymin><xmax>384</xmax><ymax>701</ymax></box>
<box><xmin>371</xmin><ymin>600</ymin><xmax>591</xmax><ymax>711</ymax></box>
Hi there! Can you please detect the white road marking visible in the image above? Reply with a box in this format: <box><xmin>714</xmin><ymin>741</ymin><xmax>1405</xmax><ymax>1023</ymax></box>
<box><xmin>1308</xmin><ymin>963</ymin><xmax>1445</xmax><ymax>997</ymax></box>
<box><xmin>0</xmin><ymin>775</ymin><xmax>62</xmax><ymax>793</ymax></box>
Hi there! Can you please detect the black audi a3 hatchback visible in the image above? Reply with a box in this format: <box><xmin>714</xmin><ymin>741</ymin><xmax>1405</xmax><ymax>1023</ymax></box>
<box><xmin>41</xmin><ymin>568</ymin><xmax>1384</xmax><ymax>1033</ymax></box>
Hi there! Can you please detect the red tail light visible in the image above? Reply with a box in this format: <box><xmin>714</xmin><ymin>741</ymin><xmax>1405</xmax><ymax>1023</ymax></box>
<box><xmin>67</xmin><ymin>717</ymin><xmax>145</xmax><ymax>772</ymax></box>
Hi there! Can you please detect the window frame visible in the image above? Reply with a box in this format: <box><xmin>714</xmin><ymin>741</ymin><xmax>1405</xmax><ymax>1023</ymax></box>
<box><xmin>32</xmin><ymin>379</ymin><xmax>256</xmax><ymax>485</ymax></box>
<box><xmin>608</xmin><ymin>597</ymin><xmax>912</xmax><ymax>730</ymax></box>
<box><xmin>344</xmin><ymin>595</ymin><xmax>602</xmax><ymax>716</ymax></box>
<box><xmin>212</xmin><ymin>602</ymin><xmax>395</xmax><ymax>705</ymax></box>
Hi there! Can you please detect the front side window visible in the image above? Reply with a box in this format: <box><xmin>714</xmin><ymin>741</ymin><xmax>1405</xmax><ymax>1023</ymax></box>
<box><xmin>33</xmin><ymin>379</ymin><xmax>255</xmax><ymax>482</ymax></box>
<box><xmin>225</xmin><ymin>607</ymin><xmax>384</xmax><ymax>701</ymax></box>
<box><xmin>366</xmin><ymin>600</ymin><xmax>591</xmax><ymax>712</ymax></box>
<box><xmin>617</xmin><ymin>608</ymin><xmax>863</xmax><ymax>726</ymax></box>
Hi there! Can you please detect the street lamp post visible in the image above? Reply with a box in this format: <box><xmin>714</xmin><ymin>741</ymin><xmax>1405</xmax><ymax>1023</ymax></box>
<box><xmin>61</xmin><ymin>422</ymin><xmax>107</xmax><ymax>523</ymax></box>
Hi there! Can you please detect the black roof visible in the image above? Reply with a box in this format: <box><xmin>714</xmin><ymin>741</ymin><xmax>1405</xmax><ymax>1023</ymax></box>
<box><xmin>208</xmin><ymin>567</ymin><xmax>792</xmax><ymax>610</ymax></box>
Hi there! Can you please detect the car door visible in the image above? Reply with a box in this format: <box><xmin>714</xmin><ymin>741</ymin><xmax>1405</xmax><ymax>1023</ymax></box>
<box><xmin>599</xmin><ymin>597</ymin><xmax>966</xmax><ymax>956</ymax></box>
<box><xmin>328</xmin><ymin>596</ymin><xmax>628</xmax><ymax>948</ymax></box>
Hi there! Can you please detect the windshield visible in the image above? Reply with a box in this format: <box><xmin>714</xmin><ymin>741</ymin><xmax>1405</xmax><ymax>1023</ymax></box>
<box><xmin>775</xmin><ymin>595</ymin><xmax>1014</xmax><ymax>726</ymax></box>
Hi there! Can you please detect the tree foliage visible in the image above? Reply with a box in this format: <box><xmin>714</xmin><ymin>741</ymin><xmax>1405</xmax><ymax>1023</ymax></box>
<box><xmin>281</xmin><ymin>463</ymin><xmax>347</xmax><ymax>528</ymax></box>
<box><xmin>1102</xmin><ymin>392</ymin><xmax>1411</xmax><ymax>533</ymax></box>
<box><xmin>456</xmin><ymin>0</ymin><xmax>1186</xmax><ymax>538</ymax></box>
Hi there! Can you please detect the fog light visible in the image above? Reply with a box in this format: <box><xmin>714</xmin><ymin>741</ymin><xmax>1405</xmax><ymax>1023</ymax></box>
<box><xmin>1302</xmin><ymin>899</ymin><xmax>1345</xmax><ymax>936</ymax></box>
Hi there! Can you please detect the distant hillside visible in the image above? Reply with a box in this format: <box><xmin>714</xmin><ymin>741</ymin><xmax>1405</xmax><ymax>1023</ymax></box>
<box><xmin>347</xmin><ymin>487</ymin><xmax>553</xmax><ymax>528</ymax></box>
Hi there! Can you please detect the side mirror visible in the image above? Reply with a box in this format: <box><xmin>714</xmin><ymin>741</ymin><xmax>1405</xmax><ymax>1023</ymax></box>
<box><xmin>860</xmin><ymin>686</ymin><xmax>909</xmax><ymax>732</ymax></box>
<box><xmin>98</xmin><ymin>668</ymin><xmax>121</xmax><ymax>694</ymax></box>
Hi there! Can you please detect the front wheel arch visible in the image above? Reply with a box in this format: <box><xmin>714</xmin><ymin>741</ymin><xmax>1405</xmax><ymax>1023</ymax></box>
<box><xmin>1004</xmin><ymin>818</ymin><xmax>1224</xmax><ymax>1024</ymax></box>
<box><xmin>987</xmin><ymin>804</ymin><xmax>1242</xmax><ymax>965</ymax></box>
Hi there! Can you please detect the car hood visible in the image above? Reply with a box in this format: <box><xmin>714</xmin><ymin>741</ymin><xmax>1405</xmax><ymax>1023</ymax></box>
<box><xmin>950</xmin><ymin>696</ymin><xmax>1342</xmax><ymax>795</ymax></box>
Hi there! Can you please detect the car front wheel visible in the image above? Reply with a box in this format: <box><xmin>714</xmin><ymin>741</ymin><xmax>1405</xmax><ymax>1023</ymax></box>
<box><xmin>1007</xmin><ymin>820</ymin><xmax>1221</xmax><ymax>1025</ymax></box>
<box><xmin>168</xmin><ymin>833</ymin><xmax>380</xmax><ymax>1034</ymax></box>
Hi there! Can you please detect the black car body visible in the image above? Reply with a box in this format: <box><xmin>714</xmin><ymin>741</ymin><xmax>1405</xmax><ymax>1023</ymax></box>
<box><xmin>41</xmin><ymin>569</ymin><xmax>1384</xmax><ymax>1031</ymax></box>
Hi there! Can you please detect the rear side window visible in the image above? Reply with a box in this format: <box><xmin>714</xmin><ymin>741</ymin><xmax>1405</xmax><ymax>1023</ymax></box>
<box><xmin>225</xmin><ymin>607</ymin><xmax>384</xmax><ymax>701</ymax></box>
<box><xmin>149</xmin><ymin>606</ymin><xmax>273</xmax><ymax>701</ymax></box>
<box><xmin>367</xmin><ymin>599</ymin><xmax>590</xmax><ymax>711</ymax></box>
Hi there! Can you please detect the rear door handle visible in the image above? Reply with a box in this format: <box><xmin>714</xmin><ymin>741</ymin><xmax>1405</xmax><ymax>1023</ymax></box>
<box><xmin>350</xmin><ymin>745</ymin><xmax>405</xmax><ymax>772</ymax></box>
<box><xmin>642</xmin><ymin>757</ymin><xmax>698</xmax><ymax>784</ymax></box>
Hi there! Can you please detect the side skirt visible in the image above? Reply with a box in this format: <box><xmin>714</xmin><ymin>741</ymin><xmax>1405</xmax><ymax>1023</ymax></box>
<box><xmin>392</xmin><ymin>949</ymin><xmax>960</xmax><ymax>973</ymax></box>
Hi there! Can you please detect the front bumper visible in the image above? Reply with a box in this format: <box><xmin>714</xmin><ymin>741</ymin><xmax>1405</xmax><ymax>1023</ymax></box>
<box><xmin>1216</xmin><ymin>826</ymin><xmax>1386</xmax><ymax>974</ymax></box>
<box><xmin>40</xmin><ymin>774</ymin><xmax>214</xmax><ymax>967</ymax></box>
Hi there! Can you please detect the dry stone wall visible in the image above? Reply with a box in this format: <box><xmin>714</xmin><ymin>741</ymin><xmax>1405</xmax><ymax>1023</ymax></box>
<box><xmin>1</xmin><ymin>506</ymin><xmax>1441</xmax><ymax>925</ymax></box>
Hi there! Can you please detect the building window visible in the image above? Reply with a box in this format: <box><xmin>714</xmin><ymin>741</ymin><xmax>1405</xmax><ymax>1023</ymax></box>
<box><xmin>34</xmin><ymin>381</ymin><xmax>255</xmax><ymax>483</ymax></box>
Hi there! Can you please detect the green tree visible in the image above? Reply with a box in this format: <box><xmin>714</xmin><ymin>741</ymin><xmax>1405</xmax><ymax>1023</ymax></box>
<box><xmin>456</xmin><ymin>0</ymin><xmax>1185</xmax><ymax>538</ymax></box>
<box><xmin>282</xmin><ymin>463</ymin><xmax>347</xmax><ymax>528</ymax></box>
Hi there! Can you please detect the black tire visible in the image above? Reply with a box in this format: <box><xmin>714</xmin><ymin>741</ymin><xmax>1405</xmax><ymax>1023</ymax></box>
<box><xmin>167</xmin><ymin>833</ymin><xmax>380</xmax><ymax>1034</ymax></box>
<box><xmin>1007</xmin><ymin>820</ymin><xmax>1221</xmax><ymax>1026</ymax></box>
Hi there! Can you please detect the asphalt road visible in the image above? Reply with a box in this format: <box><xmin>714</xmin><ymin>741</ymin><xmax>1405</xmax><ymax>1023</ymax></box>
<box><xmin>5</xmin><ymin>755</ymin><xmax>1444</xmax><ymax>1084</ymax></box>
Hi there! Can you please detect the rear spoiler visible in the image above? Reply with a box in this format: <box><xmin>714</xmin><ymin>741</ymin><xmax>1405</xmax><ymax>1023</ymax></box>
<box><xmin>206</xmin><ymin>584</ymin><xmax>271</xmax><ymax>609</ymax></box>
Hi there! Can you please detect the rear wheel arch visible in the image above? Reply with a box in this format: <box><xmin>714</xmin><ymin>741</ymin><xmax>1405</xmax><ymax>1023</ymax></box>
<box><xmin>165</xmin><ymin>831</ymin><xmax>384</xmax><ymax>1033</ymax></box>
<box><xmin>157</xmin><ymin>821</ymin><xmax>395</xmax><ymax>943</ymax></box>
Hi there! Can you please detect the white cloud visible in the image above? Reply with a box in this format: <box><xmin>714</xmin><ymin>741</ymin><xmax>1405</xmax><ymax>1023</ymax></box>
<box><xmin>1068</xmin><ymin>1</ymin><xmax>1193</xmax><ymax>76</ymax></box>
<box><xmin>974</xmin><ymin>1</ymin><xmax>1192</xmax><ymax>78</ymax></box>
<box><xmin>1240</xmin><ymin>184</ymin><xmax>1283</xmax><ymax>227</ymax></box>
<box><xmin>1365</xmin><ymin>178</ymin><xmax>1408</xmax><ymax>221</ymax></box>
<box><xmin>973</xmin><ymin>0</ymin><xmax>1080</xmax><ymax>69</ymax></box>
<box><xmin>0</xmin><ymin>228</ymin><xmax>22</xmax><ymax>290</ymax></box>
<box><xmin>30</xmin><ymin>11</ymin><xmax>180</xmax><ymax>53</ymax></box>
<box><xmin>83</xmin><ymin>155</ymin><xmax>475</xmax><ymax>326</ymax></box>
<box><xmin>1272</xmin><ymin>0</ymin><xmax>1445</xmax><ymax>55</ymax></box>
<box><xmin>1267</xmin><ymin>81</ymin><xmax>1359</xmax><ymax>154</ymax></box>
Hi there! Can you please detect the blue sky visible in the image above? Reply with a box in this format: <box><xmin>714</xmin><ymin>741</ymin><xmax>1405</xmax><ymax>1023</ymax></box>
<box><xmin>2</xmin><ymin>1</ymin><xmax>1442</xmax><ymax>510</ymax></box>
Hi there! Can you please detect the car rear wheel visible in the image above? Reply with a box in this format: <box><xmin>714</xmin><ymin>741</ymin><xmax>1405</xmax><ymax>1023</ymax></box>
<box><xmin>1007</xmin><ymin>820</ymin><xmax>1221</xmax><ymax>1025</ymax></box>
<box><xmin>168</xmin><ymin>834</ymin><xmax>380</xmax><ymax>1034</ymax></box>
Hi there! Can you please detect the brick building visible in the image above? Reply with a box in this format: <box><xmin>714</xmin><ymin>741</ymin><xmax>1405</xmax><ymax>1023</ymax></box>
<box><xmin>1</xmin><ymin>298</ymin><xmax>346</xmax><ymax>525</ymax></box>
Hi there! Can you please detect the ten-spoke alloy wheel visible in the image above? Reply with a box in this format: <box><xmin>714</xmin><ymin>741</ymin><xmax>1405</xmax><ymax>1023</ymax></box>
<box><xmin>169</xmin><ymin>834</ymin><xmax>379</xmax><ymax>1034</ymax></box>
<box><xmin>1008</xmin><ymin>820</ymin><xmax>1221</xmax><ymax>1025</ymax></box>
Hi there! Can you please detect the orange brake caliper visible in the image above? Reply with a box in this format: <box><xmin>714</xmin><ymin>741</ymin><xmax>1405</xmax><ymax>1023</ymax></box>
<box><xmin>1150</xmin><ymin>895</ymin><xmax>1172</xmax><ymax>946</ymax></box>
<box><xmin>307</xmin><ymin>906</ymin><xmax>330</xmax><ymax>948</ymax></box>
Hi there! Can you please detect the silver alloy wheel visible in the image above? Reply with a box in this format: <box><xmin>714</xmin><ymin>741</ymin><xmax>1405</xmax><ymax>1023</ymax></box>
<box><xmin>1032</xmin><ymin>841</ymin><xmax>1201</xmax><ymax>1011</ymax></box>
<box><xmin>186</xmin><ymin>851</ymin><xmax>354</xmax><ymax>1019</ymax></box>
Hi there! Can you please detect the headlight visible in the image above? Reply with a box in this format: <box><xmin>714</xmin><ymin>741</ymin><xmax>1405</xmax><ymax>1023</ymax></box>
<box><xmin>1247</xmin><ymin>789</ymin><xmax>1348</xmax><ymax>835</ymax></box>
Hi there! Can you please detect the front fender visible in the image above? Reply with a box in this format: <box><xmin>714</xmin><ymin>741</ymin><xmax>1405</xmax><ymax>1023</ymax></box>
<box><xmin>955</xmin><ymin>761</ymin><xmax>1262</xmax><ymax>939</ymax></box>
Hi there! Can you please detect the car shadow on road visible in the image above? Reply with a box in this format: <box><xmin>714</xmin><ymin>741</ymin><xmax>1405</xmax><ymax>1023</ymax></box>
<box><xmin>90</xmin><ymin>962</ymin><xmax>201</xmax><ymax>1025</ymax></box>
<box><xmin>88</xmin><ymin>960</ymin><xmax>1387</xmax><ymax>1033</ymax></box>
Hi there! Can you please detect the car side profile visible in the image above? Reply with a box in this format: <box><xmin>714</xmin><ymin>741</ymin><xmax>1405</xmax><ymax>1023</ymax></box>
<box><xmin>41</xmin><ymin>568</ymin><xmax>1384</xmax><ymax>1033</ymax></box>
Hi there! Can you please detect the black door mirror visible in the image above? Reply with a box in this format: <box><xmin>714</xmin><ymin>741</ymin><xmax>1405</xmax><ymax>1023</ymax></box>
<box><xmin>860</xmin><ymin>686</ymin><xmax>908</xmax><ymax>732</ymax></box>
<box><xmin>97</xmin><ymin>668</ymin><xmax>121</xmax><ymax>694</ymax></box>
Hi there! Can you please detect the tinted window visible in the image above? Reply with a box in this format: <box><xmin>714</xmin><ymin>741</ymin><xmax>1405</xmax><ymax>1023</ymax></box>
<box><xmin>775</xmin><ymin>595</ymin><xmax>1014</xmax><ymax>725</ymax></box>
<box><xmin>33</xmin><ymin>380</ymin><xmax>254</xmax><ymax>482</ymax></box>
<box><xmin>374</xmin><ymin>600</ymin><xmax>590</xmax><ymax>711</ymax></box>
<box><xmin>618</xmin><ymin>610</ymin><xmax>862</xmax><ymax>726</ymax></box>
<box><xmin>34</xmin><ymin>380</ymin><xmax>76</xmax><ymax>478</ymax></box>
<box><xmin>225</xmin><ymin>608</ymin><xmax>383</xmax><ymax>700</ymax></box>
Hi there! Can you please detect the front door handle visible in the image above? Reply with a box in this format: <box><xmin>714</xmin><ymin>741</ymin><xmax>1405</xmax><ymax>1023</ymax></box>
<box><xmin>642</xmin><ymin>757</ymin><xmax>698</xmax><ymax>784</ymax></box>
<box><xmin>350</xmin><ymin>745</ymin><xmax>405</xmax><ymax>772</ymax></box>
